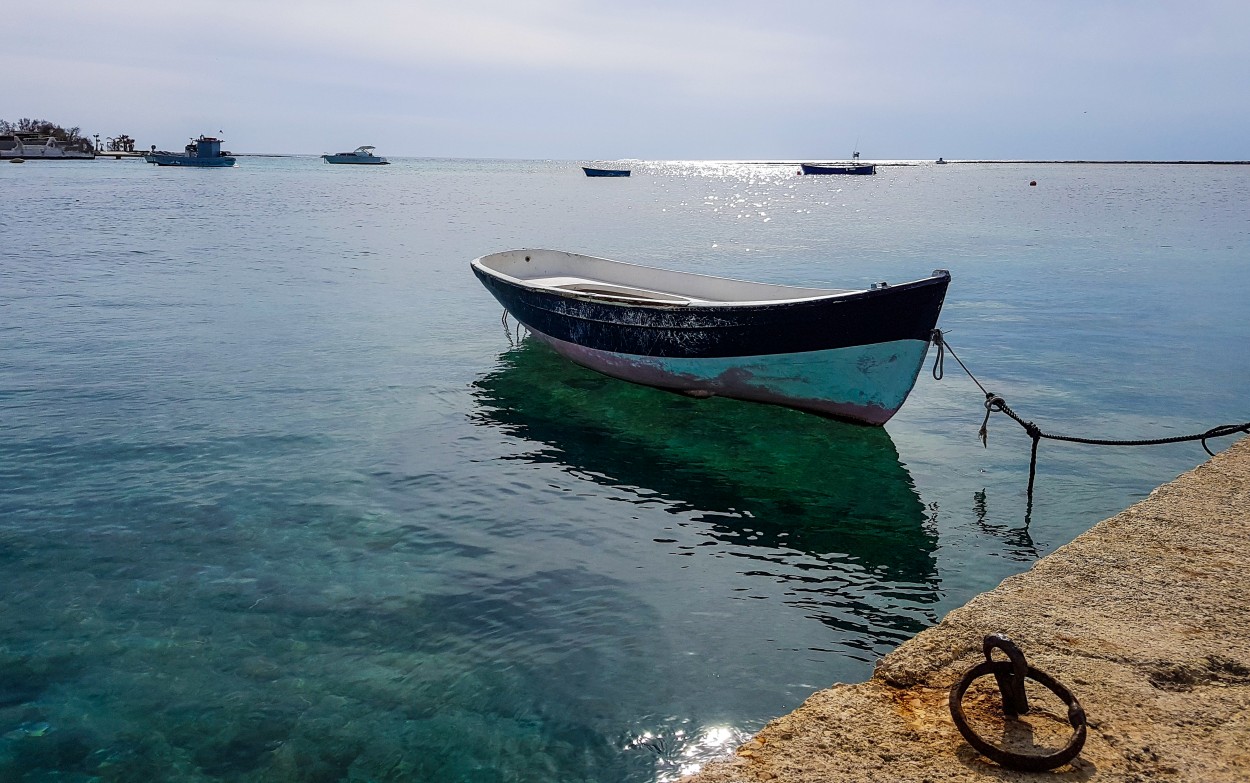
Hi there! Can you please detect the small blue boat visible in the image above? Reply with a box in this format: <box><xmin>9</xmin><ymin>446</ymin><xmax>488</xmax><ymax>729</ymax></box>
<box><xmin>322</xmin><ymin>146</ymin><xmax>390</xmax><ymax>165</ymax></box>
<box><xmin>144</xmin><ymin>136</ymin><xmax>236</xmax><ymax>167</ymax></box>
<box><xmin>471</xmin><ymin>249</ymin><xmax>950</xmax><ymax>425</ymax></box>
<box><xmin>799</xmin><ymin>162</ymin><xmax>876</xmax><ymax>176</ymax></box>
<box><xmin>582</xmin><ymin>166</ymin><xmax>631</xmax><ymax>177</ymax></box>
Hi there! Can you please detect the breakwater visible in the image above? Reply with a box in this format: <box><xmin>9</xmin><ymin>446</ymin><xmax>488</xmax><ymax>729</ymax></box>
<box><xmin>685</xmin><ymin>436</ymin><xmax>1250</xmax><ymax>782</ymax></box>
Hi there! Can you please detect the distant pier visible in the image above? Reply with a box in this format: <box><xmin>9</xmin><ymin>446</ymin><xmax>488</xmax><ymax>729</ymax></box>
<box><xmin>685</xmin><ymin>436</ymin><xmax>1250</xmax><ymax>782</ymax></box>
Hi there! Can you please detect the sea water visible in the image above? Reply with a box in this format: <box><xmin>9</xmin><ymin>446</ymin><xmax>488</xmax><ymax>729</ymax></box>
<box><xmin>1</xmin><ymin>158</ymin><xmax>1246</xmax><ymax>781</ymax></box>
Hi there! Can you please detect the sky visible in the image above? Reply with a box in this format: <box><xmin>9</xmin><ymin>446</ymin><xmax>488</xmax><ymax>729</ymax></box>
<box><xmin>5</xmin><ymin>0</ymin><xmax>1250</xmax><ymax>159</ymax></box>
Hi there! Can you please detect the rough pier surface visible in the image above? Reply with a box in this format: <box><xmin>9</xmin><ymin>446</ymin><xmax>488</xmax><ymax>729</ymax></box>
<box><xmin>684</xmin><ymin>437</ymin><xmax>1250</xmax><ymax>783</ymax></box>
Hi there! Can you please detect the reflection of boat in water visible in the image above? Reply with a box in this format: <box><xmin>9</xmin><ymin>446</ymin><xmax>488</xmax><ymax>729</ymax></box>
<box><xmin>471</xmin><ymin>341</ymin><xmax>938</xmax><ymax>585</ymax></box>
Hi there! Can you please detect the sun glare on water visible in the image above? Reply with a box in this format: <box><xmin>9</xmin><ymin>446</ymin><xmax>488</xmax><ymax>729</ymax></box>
<box><xmin>627</xmin><ymin>724</ymin><xmax>752</xmax><ymax>781</ymax></box>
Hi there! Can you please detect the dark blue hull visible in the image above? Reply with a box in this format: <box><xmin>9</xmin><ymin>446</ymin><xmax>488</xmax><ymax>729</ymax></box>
<box><xmin>473</xmin><ymin>268</ymin><xmax>946</xmax><ymax>359</ymax></box>
<box><xmin>800</xmin><ymin>163</ymin><xmax>876</xmax><ymax>175</ymax></box>
<box><xmin>145</xmin><ymin>155</ymin><xmax>236</xmax><ymax>167</ymax></box>
<box><xmin>582</xmin><ymin>167</ymin><xmax>631</xmax><ymax>177</ymax></box>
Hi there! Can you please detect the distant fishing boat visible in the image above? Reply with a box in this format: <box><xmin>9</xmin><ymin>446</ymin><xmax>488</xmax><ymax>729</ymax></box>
<box><xmin>936</xmin><ymin>157</ymin><xmax>948</xmax><ymax>164</ymax></box>
<box><xmin>145</xmin><ymin>136</ymin><xmax>236</xmax><ymax>167</ymax></box>
<box><xmin>582</xmin><ymin>166</ymin><xmax>631</xmax><ymax>177</ymax></box>
<box><xmin>799</xmin><ymin>149</ymin><xmax>876</xmax><ymax>175</ymax></box>
<box><xmin>322</xmin><ymin>146</ymin><xmax>390</xmax><ymax>165</ymax></box>
<box><xmin>799</xmin><ymin>163</ymin><xmax>876</xmax><ymax>175</ymax></box>
<box><xmin>471</xmin><ymin>249</ymin><xmax>950</xmax><ymax>425</ymax></box>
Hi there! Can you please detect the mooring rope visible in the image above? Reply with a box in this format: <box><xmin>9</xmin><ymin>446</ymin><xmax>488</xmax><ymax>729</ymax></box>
<box><xmin>501</xmin><ymin>309</ymin><xmax>526</xmax><ymax>346</ymax></box>
<box><xmin>501</xmin><ymin>309</ymin><xmax>514</xmax><ymax>346</ymax></box>
<box><xmin>930</xmin><ymin>329</ymin><xmax>1250</xmax><ymax>502</ymax></box>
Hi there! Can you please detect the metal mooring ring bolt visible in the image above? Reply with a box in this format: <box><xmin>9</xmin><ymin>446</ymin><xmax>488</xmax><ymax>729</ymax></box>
<box><xmin>983</xmin><ymin>633</ymin><xmax>1030</xmax><ymax>717</ymax></box>
<box><xmin>949</xmin><ymin>636</ymin><xmax>1088</xmax><ymax>772</ymax></box>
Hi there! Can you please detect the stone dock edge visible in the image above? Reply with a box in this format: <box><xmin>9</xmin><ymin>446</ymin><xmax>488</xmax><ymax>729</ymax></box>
<box><xmin>683</xmin><ymin>436</ymin><xmax>1250</xmax><ymax>783</ymax></box>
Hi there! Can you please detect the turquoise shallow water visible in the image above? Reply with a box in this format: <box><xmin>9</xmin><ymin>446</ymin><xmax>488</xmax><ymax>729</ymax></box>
<box><xmin>1</xmin><ymin>158</ymin><xmax>1247</xmax><ymax>781</ymax></box>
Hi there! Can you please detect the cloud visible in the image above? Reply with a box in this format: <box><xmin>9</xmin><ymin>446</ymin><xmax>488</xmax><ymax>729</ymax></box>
<box><xmin>7</xmin><ymin>1</ymin><xmax>1250</xmax><ymax>157</ymax></box>
<box><xmin>25</xmin><ymin>1</ymin><xmax>823</xmax><ymax>98</ymax></box>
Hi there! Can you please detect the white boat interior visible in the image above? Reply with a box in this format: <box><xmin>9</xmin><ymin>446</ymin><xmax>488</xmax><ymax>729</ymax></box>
<box><xmin>472</xmin><ymin>249</ymin><xmax>859</xmax><ymax>306</ymax></box>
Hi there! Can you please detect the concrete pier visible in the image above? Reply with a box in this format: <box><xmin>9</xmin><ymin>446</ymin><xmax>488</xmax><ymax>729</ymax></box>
<box><xmin>684</xmin><ymin>437</ymin><xmax>1250</xmax><ymax>783</ymax></box>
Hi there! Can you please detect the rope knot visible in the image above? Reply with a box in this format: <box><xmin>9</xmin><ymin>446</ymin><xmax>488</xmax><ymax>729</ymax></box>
<box><xmin>930</xmin><ymin>328</ymin><xmax>946</xmax><ymax>380</ymax></box>
<box><xmin>978</xmin><ymin>393</ymin><xmax>1004</xmax><ymax>448</ymax></box>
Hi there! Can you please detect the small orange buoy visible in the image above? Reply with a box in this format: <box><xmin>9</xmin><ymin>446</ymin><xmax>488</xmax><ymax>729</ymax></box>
<box><xmin>1029</xmin><ymin>180</ymin><xmax>1037</xmax><ymax>186</ymax></box>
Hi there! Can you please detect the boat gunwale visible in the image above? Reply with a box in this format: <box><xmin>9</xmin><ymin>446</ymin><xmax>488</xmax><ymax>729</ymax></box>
<box><xmin>471</xmin><ymin>249</ymin><xmax>949</xmax><ymax>311</ymax></box>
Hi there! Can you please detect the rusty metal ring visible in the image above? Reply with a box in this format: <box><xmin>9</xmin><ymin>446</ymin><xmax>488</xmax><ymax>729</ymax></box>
<box><xmin>949</xmin><ymin>659</ymin><xmax>1087</xmax><ymax>772</ymax></box>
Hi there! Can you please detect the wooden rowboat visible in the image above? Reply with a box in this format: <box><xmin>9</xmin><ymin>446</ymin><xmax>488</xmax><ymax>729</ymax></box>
<box><xmin>471</xmin><ymin>250</ymin><xmax>950</xmax><ymax>425</ymax></box>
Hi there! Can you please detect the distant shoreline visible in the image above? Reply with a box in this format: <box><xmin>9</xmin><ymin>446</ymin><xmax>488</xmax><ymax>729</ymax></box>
<box><xmin>223</xmin><ymin>156</ymin><xmax>1250</xmax><ymax>165</ymax></box>
<box><xmin>913</xmin><ymin>159</ymin><xmax>1250</xmax><ymax>165</ymax></box>
<box><xmin>90</xmin><ymin>153</ymin><xmax>1250</xmax><ymax>166</ymax></box>
<box><xmin>753</xmin><ymin>160</ymin><xmax>1250</xmax><ymax>166</ymax></box>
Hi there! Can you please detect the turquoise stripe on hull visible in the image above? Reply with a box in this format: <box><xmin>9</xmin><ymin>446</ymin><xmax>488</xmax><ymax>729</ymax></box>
<box><xmin>528</xmin><ymin>330</ymin><xmax>931</xmax><ymax>425</ymax></box>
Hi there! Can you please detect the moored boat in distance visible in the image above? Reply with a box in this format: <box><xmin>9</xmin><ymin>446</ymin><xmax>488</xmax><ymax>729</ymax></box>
<box><xmin>145</xmin><ymin>136</ymin><xmax>236</xmax><ymax>167</ymax></box>
<box><xmin>799</xmin><ymin>149</ymin><xmax>876</xmax><ymax>175</ymax></box>
<box><xmin>470</xmin><ymin>249</ymin><xmax>950</xmax><ymax>425</ymax></box>
<box><xmin>799</xmin><ymin>162</ymin><xmax>876</xmax><ymax>175</ymax></box>
<box><xmin>582</xmin><ymin>166</ymin><xmax>631</xmax><ymax>177</ymax></box>
<box><xmin>322</xmin><ymin>146</ymin><xmax>390</xmax><ymax>164</ymax></box>
<box><xmin>0</xmin><ymin>134</ymin><xmax>95</xmax><ymax>160</ymax></box>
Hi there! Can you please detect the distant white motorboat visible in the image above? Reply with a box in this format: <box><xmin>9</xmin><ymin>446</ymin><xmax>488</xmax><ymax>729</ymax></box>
<box><xmin>322</xmin><ymin>146</ymin><xmax>390</xmax><ymax>165</ymax></box>
<box><xmin>0</xmin><ymin>134</ymin><xmax>95</xmax><ymax>160</ymax></box>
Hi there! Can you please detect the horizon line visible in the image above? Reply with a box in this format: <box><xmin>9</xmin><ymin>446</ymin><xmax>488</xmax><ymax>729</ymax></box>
<box><xmin>226</xmin><ymin>155</ymin><xmax>1250</xmax><ymax>165</ymax></box>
